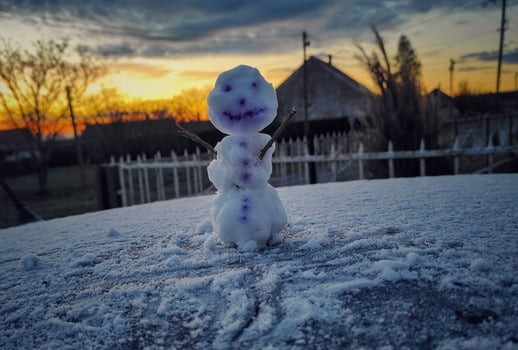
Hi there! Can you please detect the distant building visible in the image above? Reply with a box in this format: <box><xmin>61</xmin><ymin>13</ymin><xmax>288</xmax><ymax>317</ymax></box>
<box><xmin>454</xmin><ymin>90</ymin><xmax>518</xmax><ymax>116</ymax></box>
<box><xmin>81</xmin><ymin>118</ymin><xmax>222</xmax><ymax>162</ymax></box>
<box><xmin>0</xmin><ymin>128</ymin><xmax>34</xmax><ymax>163</ymax></box>
<box><xmin>276</xmin><ymin>56</ymin><xmax>373</xmax><ymax>137</ymax></box>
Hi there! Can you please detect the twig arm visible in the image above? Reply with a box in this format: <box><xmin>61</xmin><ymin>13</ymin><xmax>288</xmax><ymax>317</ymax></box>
<box><xmin>175</xmin><ymin>120</ymin><xmax>216</xmax><ymax>155</ymax></box>
<box><xmin>259</xmin><ymin>107</ymin><xmax>296</xmax><ymax>160</ymax></box>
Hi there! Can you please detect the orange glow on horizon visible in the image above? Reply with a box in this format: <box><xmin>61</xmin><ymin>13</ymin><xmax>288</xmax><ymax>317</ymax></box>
<box><xmin>97</xmin><ymin>54</ymin><xmax>516</xmax><ymax>104</ymax></box>
<box><xmin>2</xmin><ymin>51</ymin><xmax>517</xmax><ymax>134</ymax></box>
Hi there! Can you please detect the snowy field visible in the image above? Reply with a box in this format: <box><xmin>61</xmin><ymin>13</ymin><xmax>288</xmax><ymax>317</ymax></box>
<box><xmin>1</xmin><ymin>174</ymin><xmax>517</xmax><ymax>349</ymax></box>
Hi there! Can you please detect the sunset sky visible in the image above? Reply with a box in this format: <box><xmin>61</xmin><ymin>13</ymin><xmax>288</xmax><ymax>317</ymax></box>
<box><xmin>0</xmin><ymin>0</ymin><xmax>517</xmax><ymax>101</ymax></box>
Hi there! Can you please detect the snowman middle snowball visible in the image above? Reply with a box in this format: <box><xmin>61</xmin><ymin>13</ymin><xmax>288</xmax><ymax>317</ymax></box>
<box><xmin>207</xmin><ymin>65</ymin><xmax>288</xmax><ymax>250</ymax></box>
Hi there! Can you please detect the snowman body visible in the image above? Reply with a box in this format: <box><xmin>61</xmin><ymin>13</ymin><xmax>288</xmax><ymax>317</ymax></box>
<box><xmin>207</xmin><ymin>65</ymin><xmax>287</xmax><ymax>249</ymax></box>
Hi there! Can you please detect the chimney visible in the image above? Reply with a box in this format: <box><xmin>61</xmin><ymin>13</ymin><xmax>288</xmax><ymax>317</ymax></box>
<box><xmin>328</xmin><ymin>54</ymin><xmax>332</xmax><ymax>65</ymax></box>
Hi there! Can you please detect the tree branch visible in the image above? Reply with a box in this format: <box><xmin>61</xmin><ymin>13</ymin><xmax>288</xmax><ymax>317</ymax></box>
<box><xmin>258</xmin><ymin>107</ymin><xmax>296</xmax><ymax>160</ymax></box>
<box><xmin>175</xmin><ymin>119</ymin><xmax>216</xmax><ymax>155</ymax></box>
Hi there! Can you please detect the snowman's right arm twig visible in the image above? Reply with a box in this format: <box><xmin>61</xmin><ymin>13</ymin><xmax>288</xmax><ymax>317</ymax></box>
<box><xmin>258</xmin><ymin>107</ymin><xmax>296</xmax><ymax>160</ymax></box>
<box><xmin>175</xmin><ymin>120</ymin><xmax>216</xmax><ymax>155</ymax></box>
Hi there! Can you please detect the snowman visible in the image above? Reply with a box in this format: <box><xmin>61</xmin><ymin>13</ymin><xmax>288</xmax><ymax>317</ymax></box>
<box><xmin>206</xmin><ymin>65</ymin><xmax>288</xmax><ymax>250</ymax></box>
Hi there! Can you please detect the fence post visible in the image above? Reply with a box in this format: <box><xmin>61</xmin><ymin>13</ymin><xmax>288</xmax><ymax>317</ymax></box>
<box><xmin>126</xmin><ymin>154</ymin><xmax>135</xmax><ymax>205</ymax></box>
<box><xmin>142</xmin><ymin>153</ymin><xmax>151</xmax><ymax>203</ymax></box>
<box><xmin>296</xmin><ymin>137</ymin><xmax>304</xmax><ymax>184</ymax></box>
<box><xmin>388</xmin><ymin>140</ymin><xmax>395</xmax><ymax>178</ymax></box>
<box><xmin>137</xmin><ymin>155</ymin><xmax>145</xmax><ymax>204</ymax></box>
<box><xmin>155</xmin><ymin>152</ymin><xmax>165</xmax><ymax>200</ymax></box>
<box><xmin>453</xmin><ymin>137</ymin><xmax>460</xmax><ymax>175</ymax></box>
<box><xmin>118</xmin><ymin>156</ymin><xmax>127</xmax><ymax>207</ymax></box>
<box><xmin>192</xmin><ymin>152</ymin><xmax>198</xmax><ymax>194</ymax></box>
<box><xmin>303</xmin><ymin>136</ymin><xmax>310</xmax><ymax>184</ymax></box>
<box><xmin>358</xmin><ymin>143</ymin><xmax>364</xmax><ymax>180</ymax></box>
<box><xmin>184</xmin><ymin>149</ymin><xmax>192</xmax><ymax>196</ymax></box>
<box><xmin>419</xmin><ymin>138</ymin><xmax>426</xmax><ymax>177</ymax></box>
<box><xmin>171</xmin><ymin>150</ymin><xmax>180</xmax><ymax>198</ymax></box>
<box><xmin>196</xmin><ymin>148</ymin><xmax>204</xmax><ymax>194</ymax></box>
<box><xmin>330</xmin><ymin>142</ymin><xmax>337</xmax><ymax>182</ymax></box>
<box><xmin>280</xmin><ymin>141</ymin><xmax>287</xmax><ymax>181</ymax></box>
<box><xmin>487</xmin><ymin>136</ymin><xmax>494</xmax><ymax>174</ymax></box>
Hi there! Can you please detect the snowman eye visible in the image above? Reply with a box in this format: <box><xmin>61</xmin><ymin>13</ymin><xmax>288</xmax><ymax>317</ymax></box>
<box><xmin>251</xmin><ymin>82</ymin><xmax>258</xmax><ymax>88</ymax></box>
<box><xmin>224</xmin><ymin>84</ymin><xmax>232</xmax><ymax>92</ymax></box>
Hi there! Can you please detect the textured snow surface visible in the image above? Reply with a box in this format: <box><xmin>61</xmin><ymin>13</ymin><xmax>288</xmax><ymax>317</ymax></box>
<box><xmin>1</xmin><ymin>174</ymin><xmax>517</xmax><ymax>349</ymax></box>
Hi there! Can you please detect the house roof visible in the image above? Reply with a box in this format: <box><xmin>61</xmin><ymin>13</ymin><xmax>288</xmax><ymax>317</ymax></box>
<box><xmin>276</xmin><ymin>56</ymin><xmax>373</xmax><ymax>122</ymax></box>
<box><xmin>278</xmin><ymin>56</ymin><xmax>371</xmax><ymax>95</ymax></box>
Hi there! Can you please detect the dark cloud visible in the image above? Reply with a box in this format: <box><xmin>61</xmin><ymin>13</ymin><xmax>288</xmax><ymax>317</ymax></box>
<box><xmin>0</xmin><ymin>0</ymin><xmax>495</xmax><ymax>58</ymax></box>
<box><xmin>460</xmin><ymin>48</ymin><xmax>518</xmax><ymax>64</ymax></box>
<box><xmin>85</xmin><ymin>42</ymin><xmax>136</xmax><ymax>57</ymax></box>
<box><xmin>458</xmin><ymin>66</ymin><xmax>493</xmax><ymax>72</ymax></box>
<box><xmin>322</xmin><ymin>0</ymin><xmax>460</xmax><ymax>36</ymax></box>
<box><xmin>0</xmin><ymin>0</ymin><xmax>334</xmax><ymax>41</ymax></box>
<box><xmin>110</xmin><ymin>62</ymin><xmax>173</xmax><ymax>78</ymax></box>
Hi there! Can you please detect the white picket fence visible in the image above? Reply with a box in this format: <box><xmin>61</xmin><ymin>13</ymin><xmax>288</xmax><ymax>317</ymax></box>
<box><xmin>113</xmin><ymin>132</ymin><xmax>518</xmax><ymax>207</ymax></box>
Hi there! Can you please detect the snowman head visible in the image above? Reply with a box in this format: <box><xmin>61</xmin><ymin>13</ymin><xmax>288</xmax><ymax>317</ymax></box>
<box><xmin>208</xmin><ymin>65</ymin><xmax>278</xmax><ymax>135</ymax></box>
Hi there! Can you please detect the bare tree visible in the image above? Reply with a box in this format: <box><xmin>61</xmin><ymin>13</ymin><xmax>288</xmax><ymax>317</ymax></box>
<box><xmin>356</xmin><ymin>25</ymin><xmax>429</xmax><ymax>150</ymax></box>
<box><xmin>0</xmin><ymin>38</ymin><xmax>102</xmax><ymax>194</ymax></box>
<box><xmin>168</xmin><ymin>86</ymin><xmax>210</xmax><ymax>122</ymax></box>
<box><xmin>357</xmin><ymin>25</ymin><xmax>435</xmax><ymax>176</ymax></box>
<box><xmin>60</xmin><ymin>46</ymin><xmax>105</xmax><ymax>187</ymax></box>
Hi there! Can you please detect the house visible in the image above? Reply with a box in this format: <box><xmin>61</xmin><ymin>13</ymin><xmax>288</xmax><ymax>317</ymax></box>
<box><xmin>275</xmin><ymin>56</ymin><xmax>373</xmax><ymax>138</ymax></box>
<box><xmin>81</xmin><ymin>118</ymin><xmax>223</xmax><ymax>162</ymax></box>
<box><xmin>0</xmin><ymin>128</ymin><xmax>34</xmax><ymax>163</ymax></box>
<box><xmin>454</xmin><ymin>90</ymin><xmax>518</xmax><ymax>116</ymax></box>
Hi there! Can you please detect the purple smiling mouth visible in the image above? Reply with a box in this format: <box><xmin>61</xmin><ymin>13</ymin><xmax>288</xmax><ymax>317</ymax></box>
<box><xmin>223</xmin><ymin>107</ymin><xmax>267</xmax><ymax>121</ymax></box>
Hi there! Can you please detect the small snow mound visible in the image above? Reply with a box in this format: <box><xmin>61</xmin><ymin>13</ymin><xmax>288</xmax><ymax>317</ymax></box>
<box><xmin>239</xmin><ymin>240</ymin><xmax>259</xmax><ymax>251</ymax></box>
<box><xmin>108</xmin><ymin>227</ymin><xmax>120</xmax><ymax>237</ymax></box>
<box><xmin>194</xmin><ymin>219</ymin><xmax>213</xmax><ymax>235</ymax></box>
<box><xmin>203</xmin><ymin>233</ymin><xmax>218</xmax><ymax>251</ymax></box>
<box><xmin>300</xmin><ymin>233</ymin><xmax>329</xmax><ymax>250</ymax></box>
<box><xmin>406</xmin><ymin>252</ymin><xmax>422</xmax><ymax>266</ymax></box>
<box><xmin>72</xmin><ymin>254</ymin><xmax>99</xmax><ymax>267</ymax></box>
<box><xmin>470</xmin><ymin>258</ymin><xmax>491</xmax><ymax>272</ymax></box>
<box><xmin>164</xmin><ymin>255</ymin><xmax>182</xmax><ymax>267</ymax></box>
<box><xmin>21</xmin><ymin>254</ymin><xmax>40</xmax><ymax>269</ymax></box>
<box><xmin>301</xmin><ymin>238</ymin><xmax>322</xmax><ymax>250</ymax></box>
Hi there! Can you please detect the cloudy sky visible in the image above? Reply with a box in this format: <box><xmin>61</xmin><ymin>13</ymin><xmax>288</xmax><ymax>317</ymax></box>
<box><xmin>1</xmin><ymin>0</ymin><xmax>517</xmax><ymax>100</ymax></box>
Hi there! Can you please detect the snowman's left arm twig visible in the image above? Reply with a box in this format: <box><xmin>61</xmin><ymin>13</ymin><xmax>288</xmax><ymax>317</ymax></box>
<box><xmin>258</xmin><ymin>107</ymin><xmax>296</xmax><ymax>160</ymax></box>
<box><xmin>175</xmin><ymin>120</ymin><xmax>216</xmax><ymax>155</ymax></box>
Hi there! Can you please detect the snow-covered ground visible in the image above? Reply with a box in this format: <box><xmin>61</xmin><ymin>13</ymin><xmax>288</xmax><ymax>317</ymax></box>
<box><xmin>1</xmin><ymin>174</ymin><xmax>517</xmax><ymax>349</ymax></box>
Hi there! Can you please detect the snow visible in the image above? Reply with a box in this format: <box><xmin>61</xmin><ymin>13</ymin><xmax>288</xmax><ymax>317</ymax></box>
<box><xmin>207</xmin><ymin>65</ymin><xmax>287</xmax><ymax>249</ymax></box>
<box><xmin>208</xmin><ymin>64</ymin><xmax>277</xmax><ymax>135</ymax></box>
<box><xmin>21</xmin><ymin>254</ymin><xmax>40</xmax><ymax>269</ymax></box>
<box><xmin>0</xmin><ymin>174</ymin><xmax>517</xmax><ymax>349</ymax></box>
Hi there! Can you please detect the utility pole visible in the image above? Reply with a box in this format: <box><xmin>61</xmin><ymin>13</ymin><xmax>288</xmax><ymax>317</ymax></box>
<box><xmin>302</xmin><ymin>31</ymin><xmax>316</xmax><ymax>184</ymax></box>
<box><xmin>66</xmin><ymin>86</ymin><xmax>86</xmax><ymax>187</ymax></box>
<box><xmin>449</xmin><ymin>59</ymin><xmax>455</xmax><ymax>97</ymax></box>
<box><xmin>496</xmin><ymin>0</ymin><xmax>506</xmax><ymax>95</ymax></box>
<box><xmin>449</xmin><ymin>59</ymin><xmax>457</xmax><ymax>137</ymax></box>
<box><xmin>484</xmin><ymin>0</ymin><xmax>507</xmax><ymax>94</ymax></box>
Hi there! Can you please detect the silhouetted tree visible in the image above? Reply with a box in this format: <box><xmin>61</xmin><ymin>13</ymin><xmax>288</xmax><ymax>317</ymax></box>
<box><xmin>168</xmin><ymin>86</ymin><xmax>210</xmax><ymax>121</ymax></box>
<box><xmin>357</xmin><ymin>25</ymin><xmax>436</xmax><ymax>176</ymax></box>
<box><xmin>0</xmin><ymin>38</ymin><xmax>103</xmax><ymax>193</ymax></box>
